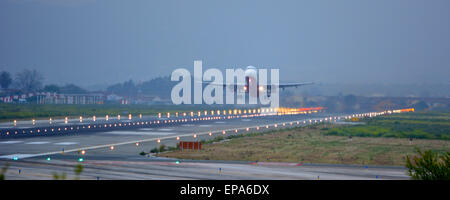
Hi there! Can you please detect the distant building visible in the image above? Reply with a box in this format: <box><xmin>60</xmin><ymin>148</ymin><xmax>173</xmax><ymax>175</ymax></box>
<box><xmin>120</xmin><ymin>99</ymin><xmax>130</xmax><ymax>104</ymax></box>
<box><xmin>106</xmin><ymin>94</ymin><xmax>122</xmax><ymax>101</ymax></box>
<box><xmin>1</xmin><ymin>91</ymin><xmax>42</xmax><ymax>103</ymax></box>
<box><xmin>134</xmin><ymin>94</ymin><xmax>172</xmax><ymax>105</ymax></box>
<box><xmin>36</xmin><ymin>93</ymin><xmax>105</xmax><ymax>104</ymax></box>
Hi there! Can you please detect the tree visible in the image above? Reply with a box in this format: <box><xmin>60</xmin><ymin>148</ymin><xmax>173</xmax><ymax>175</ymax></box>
<box><xmin>406</xmin><ymin>148</ymin><xmax>450</xmax><ymax>180</ymax></box>
<box><xmin>0</xmin><ymin>71</ymin><xmax>12</xmax><ymax>90</ymax></box>
<box><xmin>343</xmin><ymin>94</ymin><xmax>357</xmax><ymax>111</ymax></box>
<box><xmin>59</xmin><ymin>84</ymin><xmax>87</xmax><ymax>94</ymax></box>
<box><xmin>106</xmin><ymin>79</ymin><xmax>137</xmax><ymax>97</ymax></box>
<box><xmin>140</xmin><ymin>76</ymin><xmax>176</xmax><ymax>98</ymax></box>
<box><xmin>15</xmin><ymin>69</ymin><xmax>44</xmax><ymax>93</ymax></box>
<box><xmin>413</xmin><ymin>101</ymin><xmax>429</xmax><ymax>111</ymax></box>
<box><xmin>43</xmin><ymin>84</ymin><xmax>60</xmax><ymax>93</ymax></box>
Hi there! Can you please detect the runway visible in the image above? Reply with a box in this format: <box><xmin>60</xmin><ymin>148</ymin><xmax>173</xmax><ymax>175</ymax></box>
<box><xmin>0</xmin><ymin>112</ymin><xmax>409</xmax><ymax>180</ymax></box>
<box><xmin>0</xmin><ymin>155</ymin><xmax>408</xmax><ymax>180</ymax></box>
<box><xmin>0</xmin><ymin>113</ymin><xmax>328</xmax><ymax>159</ymax></box>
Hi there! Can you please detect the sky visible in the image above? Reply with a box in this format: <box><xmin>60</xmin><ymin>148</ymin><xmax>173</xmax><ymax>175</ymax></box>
<box><xmin>0</xmin><ymin>0</ymin><xmax>449</xmax><ymax>87</ymax></box>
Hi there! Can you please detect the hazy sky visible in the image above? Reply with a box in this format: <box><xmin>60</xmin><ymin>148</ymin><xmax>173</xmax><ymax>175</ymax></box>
<box><xmin>1</xmin><ymin>0</ymin><xmax>449</xmax><ymax>87</ymax></box>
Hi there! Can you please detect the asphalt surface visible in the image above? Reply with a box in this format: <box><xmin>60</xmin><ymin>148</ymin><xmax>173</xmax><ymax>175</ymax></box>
<box><xmin>0</xmin><ymin>113</ymin><xmax>327</xmax><ymax>159</ymax></box>
<box><xmin>0</xmin><ymin>112</ymin><xmax>410</xmax><ymax>180</ymax></box>
<box><xmin>0</xmin><ymin>157</ymin><xmax>408</xmax><ymax>180</ymax></box>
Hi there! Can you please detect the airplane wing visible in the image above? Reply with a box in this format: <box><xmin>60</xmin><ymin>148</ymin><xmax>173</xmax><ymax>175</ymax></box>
<box><xmin>276</xmin><ymin>82</ymin><xmax>314</xmax><ymax>89</ymax></box>
<box><xmin>197</xmin><ymin>81</ymin><xmax>314</xmax><ymax>88</ymax></box>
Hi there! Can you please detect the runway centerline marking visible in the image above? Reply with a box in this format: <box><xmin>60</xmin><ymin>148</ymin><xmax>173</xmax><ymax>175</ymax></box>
<box><xmin>0</xmin><ymin>141</ymin><xmax>24</xmax><ymax>144</ymax></box>
<box><xmin>0</xmin><ymin>154</ymin><xmax>36</xmax><ymax>159</ymax></box>
<box><xmin>53</xmin><ymin>142</ymin><xmax>79</xmax><ymax>146</ymax></box>
<box><xmin>157</xmin><ymin>129</ymin><xmax>173</xmax><ymax>131</ymax></box>
<box><xmin>25</xmin><ymin>141</ymin><xmax>50</xmax><ymax>145</ymax></box>
<box><xmin>139</xmin><ymin>128</ymin><xmax>154</xmax><ymax>131</ymax></box>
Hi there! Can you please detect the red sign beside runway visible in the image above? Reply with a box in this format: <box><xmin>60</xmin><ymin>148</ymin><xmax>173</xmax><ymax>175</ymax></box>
<box><xmin>180</xmin><ymin>141</ymin><xmax>202</xmax><ymax>150</ymax></box>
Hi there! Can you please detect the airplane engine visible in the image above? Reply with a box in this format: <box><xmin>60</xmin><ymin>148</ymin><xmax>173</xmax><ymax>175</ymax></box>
<box><xmin>264</xmin><ymin>85</ymin><xmax>278</xmax><ymax>97</ymax></box>
<box><xmin>245</xmin><ymin>66</ymin><xmax>258</xmax><ymax>97</ymax></box>
<box><xmin>227</xmin><ymin>85</ymin><xmax>238</xmax><ymax>92</ymax></box>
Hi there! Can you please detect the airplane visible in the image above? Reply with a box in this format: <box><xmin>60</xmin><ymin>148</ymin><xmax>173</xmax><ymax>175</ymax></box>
<box><xmin>203</xmin><ymin>66</ymin><xmax>314</xmax><ymax>97</ymax></box>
